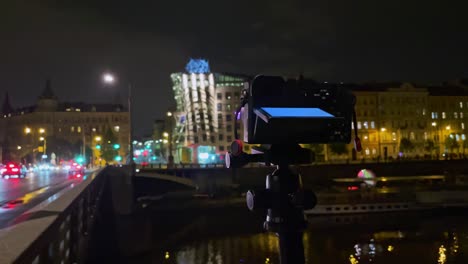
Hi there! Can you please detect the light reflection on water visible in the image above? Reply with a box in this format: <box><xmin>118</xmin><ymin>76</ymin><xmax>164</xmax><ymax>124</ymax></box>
<box><xmin>148</xmin><ymin>209</ymin><xmax>468</xmax><ymax>264</ymax></box>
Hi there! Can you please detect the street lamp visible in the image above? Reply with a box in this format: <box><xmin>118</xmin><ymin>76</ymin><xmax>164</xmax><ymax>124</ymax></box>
<box><xmin>163</xmin><ymin>132</ymin><xmax>169</xmax><ymax>138</ymax></box>
<box><xmin>167</xmin><ymin>111</ymin><xmax>172</xmax><ymax>117</ymax></box>
<box><xmin>24</xmin><ymin>127</ymin><xmax>31</xmax><ymax>134</ymax></box>
<box><xmin>39</xmin><ymin>128</ymin><xmax>45</xmax><ymax>134</ymax></box>
<box><xmin>102</xmin><ymin>72</ymin><xmax>135</xmax><ymax>175</ymax></box>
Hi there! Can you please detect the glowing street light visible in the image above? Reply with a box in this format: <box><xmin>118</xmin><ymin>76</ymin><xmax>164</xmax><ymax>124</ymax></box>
<box><xmin>432</xmin><ymin>122</ymin><xmax>437</xmax><ymax>127</ymax></box>
<box><xmin>95</xmin><ymin>136</ymin><xmax>102</xmax><ymax>141</ymax></box>
<box><xmin>446</xmin><ymin>126</ymin><xmax>451</xmax><ymax>130</ymax></box>
<box><xmin>102</xmin><ymin>71</ymin><xmax>135</xmax><ymax>174</ymax></box>
<box><xmin>39</xmin><ymin>128</ymin><xmax>45</xmax><ymax>134</ymax></box>
<box><xmin>17</xmin><ymin>146</ymin><xmax>22</xmax><ymax>150</ymax></box>
<box><xmin>167</xmin><ymin>112</ymin><xmax>173</xmax><ymax>117</ymax></box>
<box><xmin>24</xmin><ymin>127</ymin><xmax>31</xmax><ymax>134</ymax></box>
<box><xmin>39</xmin><ymin>137</ymin><xmax>45</xmax><ymax>141</ymax></box>
<box><xmin>102</xmin><ymin>73</ymin><xmax>115</xmax><ymax>84</ymax></box>
<box><xmin>163</xmin><ymin>132</ymin><xmax>169</xmax><ymax>138</ymax></box>
<box><xmin>381</xmin><ymin>128</ymin><xmax>386</xmax><ymax>132</ymax></box>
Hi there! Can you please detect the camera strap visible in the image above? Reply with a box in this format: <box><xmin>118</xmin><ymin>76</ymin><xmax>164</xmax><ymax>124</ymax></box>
<box><xmin>234</xmin><ymin>88</ymin><xmax>249</xmax><ymax>140</ymax></box>
<box><xmin>352</xmin><ymin>108</ymin><xmax>362</xmax><ymax>152</ymax></box>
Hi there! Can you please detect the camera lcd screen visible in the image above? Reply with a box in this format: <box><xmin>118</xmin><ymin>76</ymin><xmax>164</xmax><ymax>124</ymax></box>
<box><xmin>260</xmin><ymin>107</ymin><xmax>334</xmax><ymax>118</ymax></box>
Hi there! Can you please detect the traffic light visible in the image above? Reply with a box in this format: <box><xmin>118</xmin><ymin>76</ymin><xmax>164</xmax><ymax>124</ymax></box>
<box><xmin>114</xmin><ymin>155</ymin><xmax>122</xmax><ymax>162</ymax></box>
<box><xmin>96</xmin><ymin>144</ymin><xmax>101</xmax><ymax>150</ymax></box>
<box><xmin>113</xmin><ymin>144</ymin><xmax>120</xmax><ymax>150</ymax></box>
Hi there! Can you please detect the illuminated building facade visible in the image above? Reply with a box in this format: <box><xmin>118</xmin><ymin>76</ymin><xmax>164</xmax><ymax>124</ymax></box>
<box><xmin>341</xmin><ymin>81</ymin><xmax>468</xmax><ymax>161</ymax></box>
<box><xmin>0</xmin><ymin>80</ymin><xmax>130</xmax><ymax>165</ymax></box>
<box><xmin>171</xmin><ymin>59</ymin><xmax>249</xmax><ymax>163</ymax></box>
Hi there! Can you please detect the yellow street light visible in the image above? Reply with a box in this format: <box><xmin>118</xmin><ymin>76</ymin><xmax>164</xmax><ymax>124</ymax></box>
<box><xmin>95</xmin><ymin>136</ymin><xmax>102</xmax><ymax>141</ymax></box>
<box><xmin>167</xmin><ymin>112</ymin><xmax>172</xmax><ymax>117</ymax></box>
<box><xmin>381</xmin><ymin>128</ymin><xmax>386</xmax><ymax>132</ymax></box>
<box><xmin>39</xmin><ymin>137</ymin><xmax>45</xmax><ymax>141</ymax></box>
<box><xmin>24</xmin><ymin>127</ymin><xmax>31</xmax><ymax>134</ymax></box>
<box><xmin>17</xmin><ymin>146</ymin><xmax>22</xmax><ymax>150</ymax></box>
<box><xmin>432</xmin><ymin>122</ymin><xmax>437</xmax><ymax>127</ymax></box>
<box><xmin>163</xmin><ymin>139</ymin><xmax>168</xmax><ymax>144</ymax></box>
<box><xmin>39</xmin><ymin>128</ymin><xmax>45</xmax><ymax>134</ymax></box>
<box><xmin>163</xmin><ymin>132</ymin><xmax>169</xmax><ymax>138</ymax></box>
<box><xmin>446</xmin><ymin>126</ymin><xmax>451</xmax><ymax>130</ymax></box>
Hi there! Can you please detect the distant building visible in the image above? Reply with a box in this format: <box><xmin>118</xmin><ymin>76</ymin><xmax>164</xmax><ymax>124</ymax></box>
<box><xmin>0</xmin><ymin>80</ymin><xmax>130</xmax><ymax>165</ymax></box>
<box><xmin>340</xmin><ymin>81</ymin><xmax>468</xmax><ymax>161</ymax></box>
<box><xmin>170</xmin><ymin>59</ymin><xmax>250</xmax><ymax>163</ymax></box>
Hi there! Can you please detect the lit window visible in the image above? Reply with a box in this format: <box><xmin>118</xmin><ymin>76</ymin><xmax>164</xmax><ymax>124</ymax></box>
<box><xmin>371</xmin><ymin>121</ymin><xmax>375</xmax><ymax>129</ymax></box>
<box><xmin>225</xmin><ymin>92</ymin><xmax>232</xmax><ymax>100</ymax></box>
<box><xmin>442</xmin><ymin>112</ymin><xmax>446</xmax><ymax>119</ymax></box>
<box><xmin>410</xmin><ymin>132</ymin><xmax>415</xmax><ymax>140</ymax></box>
<box><xmin>422</xmin><ymin>108</ymin><xmax>426</xmax><ymax>115</ymax></box>
<box><xmin>372</xmin><ymin>148</ymin><xmax>376</xmax><ymax>155</ymax></box>
<box><xmin>392</xmin><ymin>132</ymin><xmax>397</xmax><ymax>141</ymax></box>
<box><xmin>226</xmin><ymin>104</ymin><xmax>232</xmax><ymax>111</ymax></box>
<box><xmin>363</xmin><ymin>121</ymin><xmax>368</xmax><ymax>129</ymax></box>
<box><xmin>77</xmin><ymin>126</ymin><xmax>81</xmax><ymax>133</ymax></box>
<box><xmin>66</xmin><ymin>108</ymin><xmax>71</xmax><ymax>112</ymax></box>
<box><xmin>462</xmin><ymin>134</ymin><xmax>466</xmax><ymax>140</ymax></box>
<box><xmin>365</xmin><ymin>148</ymin><xmax>370</xmax><ymax>155</ymax></box>
<box><xmin>460</xmin><ymin>102</ymin><xmax>464</xmax><ymax>109</ymax></box>
<box><xmin>456</xmin><ymin>134</ymin><xmax>460</xmax><ymax>141</ymax></box>
<box><xmin>114</xmin><ymin>126</ymin><xmax>120</xmax><ymax>132</ymax></box>
<box><xmin>454</xmin><ymin>112</ymin><xmax>458</xmax><ymax>119</ymax></box>
<box><xmin>351</xmin><ymin>122</ymin><xmax>354</xmax><ymax>129</ymax></box>
<box><xmin>424</xmin><ymin>132</ymin><xmax>428</xmax><ymax>140</ymax></box>
<box><xmin>357</xmin><ymin>122</ymin><xmax>362</xmax><ymax>129</ymax></box>
<box><xmin>76</xmin><ymin>108</ymin><xmax>81</xmax><ymax>112</ymax></box>
<box><xmin>431</xmin><ymin>112</ymin><xmax>436</xmax><ymax>119</ymax></box>
<box><xmin>462</xmin><ymin>123</ymin><xmax>465</xmax><ymax>130</ymax></box>
<box><xmin>71</xmin><ymin>126</ymin><xmax>75</xmax><ymax>132</ymax></box>
<box><xmin>460</xmin><ymin>112</ymin><xmax>464</xmax><ymax>118</ymax></box>
<box><xmin>92</xmin><ymin>127</ymin><xmax>96</xmax><ymax>132</ymax></box>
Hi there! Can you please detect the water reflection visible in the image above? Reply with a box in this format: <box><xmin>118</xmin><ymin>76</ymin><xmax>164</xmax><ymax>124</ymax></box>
<box><xmin>143</xmin><ymin>209</ymin><xmax>468</xmax><ymax>264</ymax></box>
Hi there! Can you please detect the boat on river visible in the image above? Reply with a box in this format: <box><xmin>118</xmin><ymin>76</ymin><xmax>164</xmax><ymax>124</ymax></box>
<box><xmin>305</xmin><ymin>174</ymin><xmax>468</xmax><ymax>215</ymax></box>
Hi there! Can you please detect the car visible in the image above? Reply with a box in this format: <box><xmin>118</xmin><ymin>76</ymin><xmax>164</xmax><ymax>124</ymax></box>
<box><xmin>68</xmin><ymin>162</ymin><xmax>85</xmax><ymax>174</ymax></box>
<box><xmin>1</xmin><ymin>162</ymin><xmax>27</xmax><ymax>179</ymax></box>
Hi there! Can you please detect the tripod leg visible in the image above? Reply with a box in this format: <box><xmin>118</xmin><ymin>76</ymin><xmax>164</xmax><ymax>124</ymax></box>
<box><xmin>278</xmin><ymin>231</ymin><xmax>305</xmax><ymax>264</ymax></box>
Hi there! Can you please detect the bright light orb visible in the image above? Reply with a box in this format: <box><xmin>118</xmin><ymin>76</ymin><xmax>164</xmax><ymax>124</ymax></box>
<box><xmin>103</xmin><ymin>73</ymin><xmax>115</xmax><ymax>84</ymax></box>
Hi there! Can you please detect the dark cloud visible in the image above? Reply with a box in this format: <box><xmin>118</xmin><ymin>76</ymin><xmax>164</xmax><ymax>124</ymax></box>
<box><xmin>0</xmin><ymin>0</ymin><xmax>467</xmax><ymax>135</ymax></box>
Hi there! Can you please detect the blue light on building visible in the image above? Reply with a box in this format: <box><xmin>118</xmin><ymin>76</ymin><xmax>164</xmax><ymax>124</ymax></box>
<box><xmin>185</xmin><ymin>58</ymin><xmax>210</xmax><ymax>73</ymax></box>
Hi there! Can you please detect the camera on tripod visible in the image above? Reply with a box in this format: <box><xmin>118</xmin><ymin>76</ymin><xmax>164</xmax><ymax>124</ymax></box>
<box><xmin>226</xmin><ymin>75</ymin><xmax>360</xmax><ymax>264</ymax></box>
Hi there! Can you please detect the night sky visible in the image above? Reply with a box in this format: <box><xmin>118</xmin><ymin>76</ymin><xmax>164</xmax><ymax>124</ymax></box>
<box><xmin>1</xmin><ymin>0</ymin><xmax>467</xmax><ymax>136</ymax></box>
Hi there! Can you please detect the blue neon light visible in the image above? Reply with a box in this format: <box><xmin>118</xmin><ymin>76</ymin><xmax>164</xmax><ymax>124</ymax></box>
<box><xmin>261</xmin><ymin>107</ymin><xmax>334</xmax><ymax>118</ymax></box>
<box><xmin>185</xmin><ymin>59</ymin><xmax>210</xmax><ymax>73</ymax></box>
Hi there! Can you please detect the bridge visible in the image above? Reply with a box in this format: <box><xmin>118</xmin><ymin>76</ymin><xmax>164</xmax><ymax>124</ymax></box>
<box><xmin>0</xmin><ymin>160</ymin><xmax>467</xmax><ymax>263</ymax></box>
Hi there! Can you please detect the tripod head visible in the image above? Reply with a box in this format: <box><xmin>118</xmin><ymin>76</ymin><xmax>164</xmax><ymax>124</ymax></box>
<box><xmin>226</xmin><ymin>141</ymin><xmax>317</xmax><ymax>263</ymax></box>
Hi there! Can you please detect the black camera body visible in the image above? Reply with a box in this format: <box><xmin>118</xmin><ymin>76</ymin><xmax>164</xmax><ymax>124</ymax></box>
<box><xmin>241</xmin><ymin>75</ymin><xmax>355</xmax><ymax>144</ymax></box>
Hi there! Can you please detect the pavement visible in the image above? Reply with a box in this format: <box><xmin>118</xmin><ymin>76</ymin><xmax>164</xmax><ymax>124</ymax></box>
<box><xmin>0</xmin><ymin>169</ymin><xmax>91</xmax><ymax>229</ymax></box>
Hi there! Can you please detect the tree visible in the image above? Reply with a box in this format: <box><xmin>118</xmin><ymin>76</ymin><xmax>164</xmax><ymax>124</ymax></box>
<box><xmin>45</xmin><ymin>136</ymin><xmax>75</xmax><ymax>161</ymax></box>
<box><xmin>399</xmin><ymin>138</ymin><xmax>415</xmax><ymax>154</ymax></box>
<box><xmin>100</xmin><ymin>127</ymin><xmax>119</xmax><ymax>163</ymax></box>
<box><xmin>424</xmin><ymin>139</ymin><xmax>436</xmax><ymax>155</ymax></box>
<box><xmin>301</xmin><ymin>144</ymin><xmax>324</xmax><ymax>162</ymax></box>
<box><xmin>445</xmin><ymin>135</ymin><xmax>460</xmax><ymax>154</ymax></box>
<box><xmin>329</xmin><ymin>143</ymin><xmax>348</xmax><ymax>155</ymax></box>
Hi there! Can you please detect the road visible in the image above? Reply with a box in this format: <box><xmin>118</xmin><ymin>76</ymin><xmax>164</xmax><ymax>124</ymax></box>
<box><xmin>0</xmin><ymin>170</ymin><xmax>90</xmax><ymax>229</ymax></box>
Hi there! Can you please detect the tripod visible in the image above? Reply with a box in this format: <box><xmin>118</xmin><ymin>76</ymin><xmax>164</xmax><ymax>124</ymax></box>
<box><xmin>227</xmin><ymin>143</ymin><xmax>316</xmax><ymax>264</ymax></box>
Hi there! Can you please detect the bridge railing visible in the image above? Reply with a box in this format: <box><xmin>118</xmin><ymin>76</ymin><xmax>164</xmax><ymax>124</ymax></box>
<box><xmin>0</xmin><ymin>169</ymin><xmax>106</xmax><ymax>264</ymax></box>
